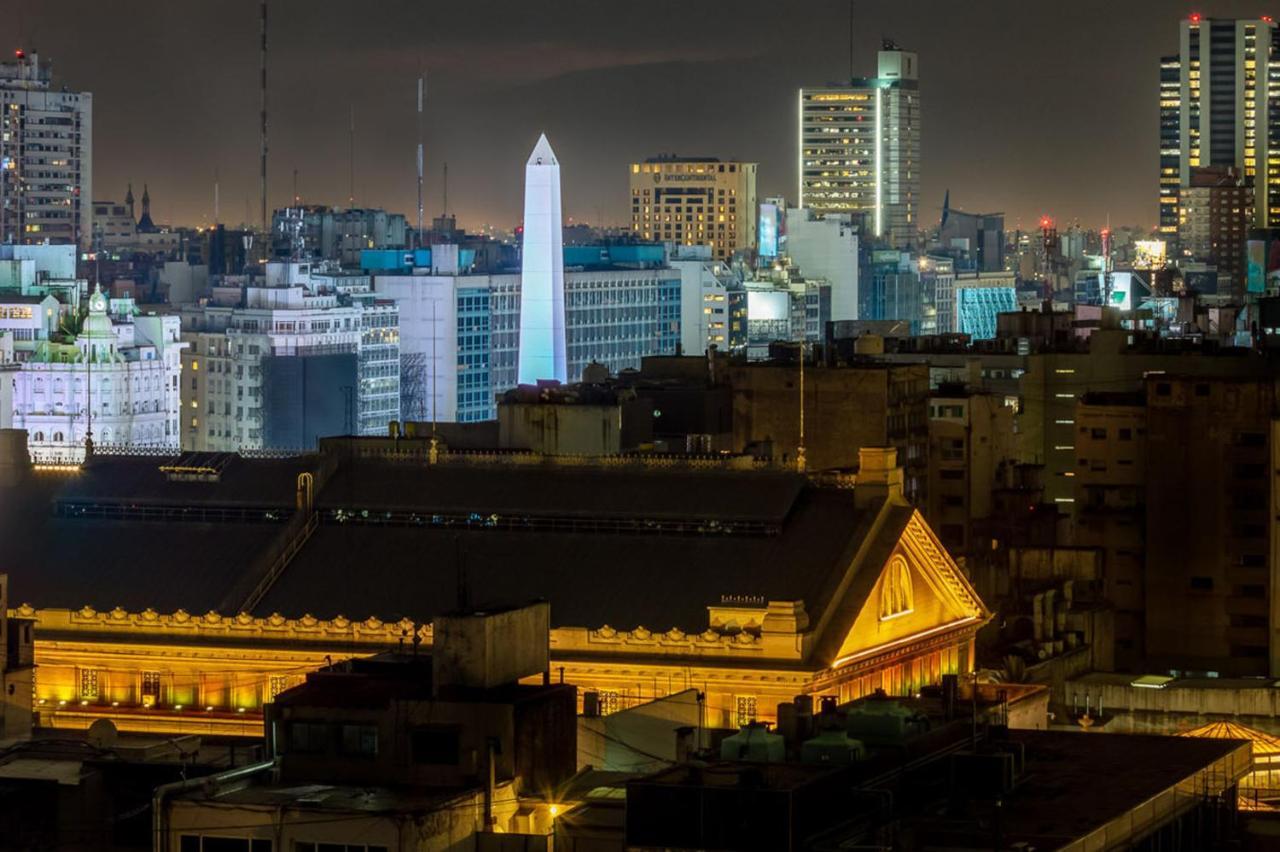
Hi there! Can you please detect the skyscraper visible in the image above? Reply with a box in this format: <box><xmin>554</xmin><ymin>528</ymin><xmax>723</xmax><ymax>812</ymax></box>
<box><xmin>518</xmin><ymin>134</ymin><xmax>566</xmax><ymax>385</ymax></box>
<box><xmin>1160</xmin><ymin>15</ymin><xmax>1280</xmax><ymax>238</ymax></box>
<box><xmin>799</xmin><ymin>41</ymin><xmax>920</xmax><ymax>248</ymax></box>
<box><xmin>0</xmin><ymin>52</ymin><xmax>92</xmax><ymax>248</ymax></box>
<box><xmin>628</xmin><ymin>156</ymin><xmax>758</xmax><ymax>261</ymax></box>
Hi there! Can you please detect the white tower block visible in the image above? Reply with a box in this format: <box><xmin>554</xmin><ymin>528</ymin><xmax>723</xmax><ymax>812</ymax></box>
<box><xmin>517</xmin><ymin>133</ymin><xmax>567</xmax><ymax>384</ymax></box>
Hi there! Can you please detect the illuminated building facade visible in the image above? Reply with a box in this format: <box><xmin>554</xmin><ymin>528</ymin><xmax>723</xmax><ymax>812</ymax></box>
<box><xmin>179</xmin><ymin>262</ymin><xmax>400</xmax><ymax>451</ymax></box>
<box><xmin>375</xmin><ymin>248</ymin><xmax>682</xmax><ymax>423</ymax></box>
<box><xmin>0</xmin><ymin>52</ymin><xmax>93</xmax><ymax>248</ymax></box>
<box><xmin>1160</xmin><ymin>15</ymin><xmax>1280</xmax><ymax>239</ymax></box>
<box><xmin>11</xmin><ymin>287</ymin><xmax>184</xmax><ymax>462</ymax></box>
<box><xmin>1177</xmin><ymin>166</ymin><xmax>1252</xmax><ymax>298</ymax></box>
<box><xmin>667</xmin><ymin>244</ymin><xmax>737</xmax><ymax>356</ymax></box>
<box><xmin>799</xmin><ymin>42</ymin><xmax>919</xmax><ymax>248</ymax></box>
<box><xmin>518</xmin><ymin>133</ymin><xmax>567</xmax><ymax>385</ymax></box>
<box><xmin>0</xmin><ymin>441</ymin><xmax>988</xmax><ymax>737</ymax></box>
<box><xmin>628</xmin><ymin>156</ymin><xmax>758</xmax><ymax>261</ymax></box>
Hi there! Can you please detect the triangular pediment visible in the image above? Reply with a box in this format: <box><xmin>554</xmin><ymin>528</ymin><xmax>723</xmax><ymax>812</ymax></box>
<box><xmin>829</xmin><ymin>511</ymin><xmax>988</xmax><ymax>668</ymax></box>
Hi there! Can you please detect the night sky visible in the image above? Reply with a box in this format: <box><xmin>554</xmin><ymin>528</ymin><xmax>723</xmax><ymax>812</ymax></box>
<box><xmin>2</xmin><ymin>0</ymin><xmax>1264</xmax><ymax>233</ymax></box>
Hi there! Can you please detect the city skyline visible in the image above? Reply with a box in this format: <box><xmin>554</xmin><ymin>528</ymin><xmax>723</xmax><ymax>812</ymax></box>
<box><xmin>2</xmin><ymin>0</ymin><xmax>1266</xmax><ymax>234</ymax></box>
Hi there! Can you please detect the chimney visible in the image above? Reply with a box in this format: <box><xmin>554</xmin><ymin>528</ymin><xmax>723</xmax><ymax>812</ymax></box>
<box><xmin>855</xmin><ymin>447</ymin><xmax>904</xmax><ymax>509</ymax></box>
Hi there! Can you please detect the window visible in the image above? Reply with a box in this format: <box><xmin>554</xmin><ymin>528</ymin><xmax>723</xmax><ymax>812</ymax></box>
<box><xmin>1189</xmin><ymin>576</ymin><xmax>1214</xmax><ymax>591</ymax></box>
<box><xmin>1091</xmin><ymin>428</ymin><xmax>1106</xmax><ymax>440</ymax></box>
<box><xmin>1118</xmin><ymin>428</ymin><xmax>1132</xmax><ymax>440</ymax></box>
<box><xmin>295</xmin><ymin>846</ymin><xmax>387</xmax><ymax>852</ymax></box>
<box><xmin>736</xmin><ymin>695</ymin><xmax>757</xmax><ymax>726</ymax></box>
<box><xmin>1236</xmin><ymin>432</ymin><xmax>1266</xmax><ymax>448</ymax></box>
<box><xmin>287</xmin><ymin>722</ymin><xmax>328</xmax><ymax>754</ymax></box>
<box><xmin>180</xmin><ymin>838</ymin><xmax>272</xmax><ymax>852</ymax></box>
<box><xmin>79</xmin><ymin>668</ymin><xmax>99</xmax><ymax>700</ymax></box>
<box><xmin>142</xmin><ymin>671</ymin><xmax>161</xmax><ymax>700</ymax></box>
<box><xmin>268</xmin><ymin>675</ymin><xmax>295</xmax><ymax>701</ymax></box>
<box><xmin>411</xmin><ymin>725</ymin><xmax>460</xmax><ymax>765</ymax></box>
<box><xmin>340</xmin><ymin>724</ymin><xmax>378</xmax><ymax>757</ymax></box>
<box><xmin>879</xmin><ymin>556</ymin><xmax>914</xmax><ymax>619</ymax></box>
<box><xmin>940</xmin><ymin>469</ymin><xmax>964</xmax><ymax>481</ymax></box>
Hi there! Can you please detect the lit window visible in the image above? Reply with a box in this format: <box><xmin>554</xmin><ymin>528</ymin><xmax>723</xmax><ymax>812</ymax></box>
<box><xmin>879</xmin><ymin>555</ymin><xmax>914</xmax><ymax>620</ymax></box>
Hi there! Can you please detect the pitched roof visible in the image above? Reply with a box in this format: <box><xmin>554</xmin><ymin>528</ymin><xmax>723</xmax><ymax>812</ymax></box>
<box><xmin>1</xmin><ymin>453</ymin><xmax>906</xmax><ymax>650</ymax></box>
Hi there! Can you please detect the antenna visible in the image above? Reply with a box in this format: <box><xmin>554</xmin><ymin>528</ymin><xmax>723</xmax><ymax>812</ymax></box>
<box><xmin>442</xmin><ymin>162</ymin><xmax>448</xmax><ymax>218</ymax></box>
<box><xmin>416</xmin><ymin>72</ymin><xmax>425</xmax><ymax>248</ymax></box>
<box><xmin>848</xmin><ymin>0</ymin><xmax>854</xmax><ymax>81</ymax></box>
<box><xmin>292</xmin><ymin>167</ymin><xmax>299</xmax><ymax>205</ymax></box>
<box><xmin>214</xmin><ymin>167</ymin><xmax>220</xmax><ymax>225</ymax></box>
<box><xmin>348</xmin><ymin>105</ymin><xmax>356</xmax><ymax>209</ymax></box>
<box><xmin>431</xmin><ymin>296</ymin><xmax>438</xmax><ymax>434</ymax></box>
<box><xmin>259</xmin><ymin>0</ymin><xmax>268</xmax><ymax>252</ymax></box>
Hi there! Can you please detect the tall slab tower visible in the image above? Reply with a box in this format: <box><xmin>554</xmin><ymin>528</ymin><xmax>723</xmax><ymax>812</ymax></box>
<box><xmin>517</xmin><ymin>134</ymin><xmax>567</xmax><ymax>385</ymax></box>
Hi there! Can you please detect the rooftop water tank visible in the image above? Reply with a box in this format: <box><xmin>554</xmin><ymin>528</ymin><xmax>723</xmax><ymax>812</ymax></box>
<box><xmin>719</xmin><ymin>722</ymin><xmax>785</xmax><ymax>763</ymax></box>
<box><xmin>846</xmin><ymin>699</ymin><xmax>930</xmax><ymax>746</ymax></box>
<box><xmin>800</xmin><ymin>730</ymin><xmax>866</xmax><ymax>765</ymax></box>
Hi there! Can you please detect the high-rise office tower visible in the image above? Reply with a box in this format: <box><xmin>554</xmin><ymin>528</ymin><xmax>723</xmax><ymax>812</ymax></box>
<box><xmin>0</xmin><ymin>52</ymin><xmax>93</xmax><ymax>248</ymax></box>
<box><xmin>799</xmin><ymin>41</ymin><xmax>919</xmax><ymax>248</ymax></box>
<box><xmin>1160</xmin><ymin>15</ymin><xmax>1280</xmax><ymax>239</ymax></box>
<box><xmin>518</xmin><ymin>134</ymin><xmax>566</xmax><ymax>385</ymax></box>
<box><xmin>629</xmin><ymin>157</ymin><xmax>758</xmax><ymax>261</ymax></box>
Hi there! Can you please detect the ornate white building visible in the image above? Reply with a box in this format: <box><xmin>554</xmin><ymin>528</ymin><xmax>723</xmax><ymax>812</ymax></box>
<box><xmin>12</xmin><ymin>286</ymin><xmax>184</xmax><ymax>462</ymax></box>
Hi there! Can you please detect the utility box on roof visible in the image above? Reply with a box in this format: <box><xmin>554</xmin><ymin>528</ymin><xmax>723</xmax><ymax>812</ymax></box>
<box><xmin>433</xmin><ymin>601</ymin><xmax>550</xmax><ymax>692</ymax></box>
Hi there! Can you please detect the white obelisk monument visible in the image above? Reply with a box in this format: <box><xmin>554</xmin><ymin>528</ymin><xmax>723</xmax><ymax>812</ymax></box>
<box><xmin>517</xmin><ymin>133</ymin><xmax>567</xmax><ymax>385</ymax></box>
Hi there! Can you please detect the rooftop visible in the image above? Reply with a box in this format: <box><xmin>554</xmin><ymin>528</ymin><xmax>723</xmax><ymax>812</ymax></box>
<box><xmin>2</xmin><ymin>446</ymin><xmax>899</xmax><ymax>637</ymax></box>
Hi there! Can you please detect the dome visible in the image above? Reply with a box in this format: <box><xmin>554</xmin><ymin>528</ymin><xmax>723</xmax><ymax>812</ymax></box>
<box><xmin>81</xmin><ymin>286</ymin><xmax>113</xmax><ymax>339</ymax></box>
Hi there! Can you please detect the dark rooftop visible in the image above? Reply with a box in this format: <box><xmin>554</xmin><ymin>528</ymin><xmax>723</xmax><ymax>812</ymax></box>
<box><xmin>966</xmin><ymin>730</ymin><xmax>1248</xmax><ymax>849</ymax></box>
<box><xmin>1</xmin><ymin>451</ymin><xmax>891</xmax><ymax>637</ymax></box>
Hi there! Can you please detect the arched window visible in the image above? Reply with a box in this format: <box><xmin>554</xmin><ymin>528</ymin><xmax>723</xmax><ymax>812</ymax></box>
<box><xmin>53</xmin><ymin>431</ymin><xmax>63</xmax><ymax>442</ymax></box>
<box><xmin>879</xmin><ymin>556</ymin><xmax>914</xmax><ymax>620</ymax></box>
<box><xmin>32</xmin><ymin>431</ymin><xmax>44</xmax><ymax>442</ymax></box>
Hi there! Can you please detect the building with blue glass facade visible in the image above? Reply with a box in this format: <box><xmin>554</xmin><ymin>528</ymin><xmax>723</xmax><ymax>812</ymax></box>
<box><xmin>954</xmin><ymin>272</ymin><xmax>1017</xmax><ymax>341</ymax></box>
<box><xmin>375</xmin><ymin>248</ymin><xmax>682</xmax><ymax>423</ymax></box>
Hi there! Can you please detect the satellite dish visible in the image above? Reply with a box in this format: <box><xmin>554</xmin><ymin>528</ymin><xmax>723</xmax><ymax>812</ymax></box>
<box><xmin>86</xmin><ymin>718</ymin><xmax>118</xmax><ymax>749</ymax></box>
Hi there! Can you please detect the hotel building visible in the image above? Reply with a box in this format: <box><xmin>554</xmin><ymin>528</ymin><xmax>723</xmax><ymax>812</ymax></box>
<box><xmin>629</xmin><ymin>156</ymin><xmax>758</xmax><ymax>261</ymax></box>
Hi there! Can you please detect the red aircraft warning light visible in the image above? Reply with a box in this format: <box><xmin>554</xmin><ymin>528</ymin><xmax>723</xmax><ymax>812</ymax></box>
<box><xmin>1189</xmin><ymin>13</ymin><xmax>1202</xmax><ymax>24</ymax></box>
<box><xmin>14</xmin><ymin>49</ymin><xmax>24</xmax><ymax>60</ymax></box>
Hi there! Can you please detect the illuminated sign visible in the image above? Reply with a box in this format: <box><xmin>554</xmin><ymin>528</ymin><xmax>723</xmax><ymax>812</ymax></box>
<box><xmin>1247</xmin><ymin>239</ymin><xmax>1266</xmax><ymax>293</ymax></box>
<box><xmin>653</xmin><ymin>173</ymin><xmax>716</xmax><ymax>184</ymax></box>
<box><xmin>1133</xmin><ymin>240</ymin><xmax>1167</xmax><ymax>270</ymax></box>
<box><xmin>746</xmin><ymin>289</ymin><xmax>790</xmax><ymax>322</ymax></box>
<box><xmin>758</xmin><ymin>203</ymin><xmax>779</xmax><ymax>258</ymax></box>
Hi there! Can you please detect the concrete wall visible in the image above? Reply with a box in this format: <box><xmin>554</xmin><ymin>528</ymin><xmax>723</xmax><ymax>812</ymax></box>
<box><xmin>578</xmin><ymin>688</ymin><xmax>701</xmax><ymax>773</ymax></box>
<box><xmin>434</xmin><ymin>602</ymin><xmax>551</xmax><ymax>691</ymax></box>
<box><xmin>498</xmin><ymin>403</ymin><xmax>622</xmax><ymax>455</ymax></box>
